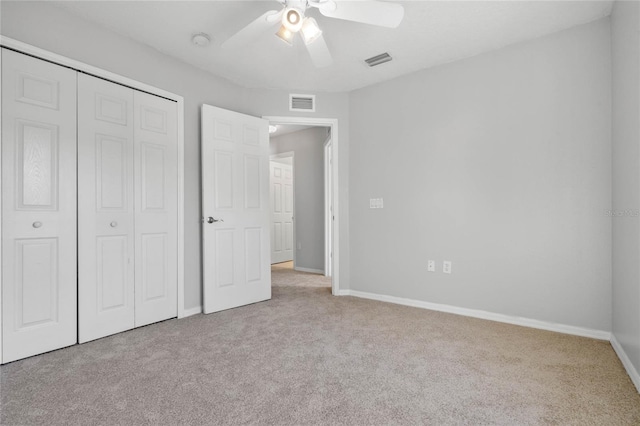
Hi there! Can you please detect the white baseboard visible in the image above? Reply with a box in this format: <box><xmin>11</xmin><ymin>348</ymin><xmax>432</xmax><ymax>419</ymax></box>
<box><xmin>181</xmin><ymin>306</ymin><xmax>202</xmax><ymax>318</ymax></box>
<box><xmin>294</xmin><ymin>267</ymin><xmax>325</xmax><ymax>274</ymax></box>
<box><xmin>335</xmin><ymin>289</ymin><xmax>350</xmax><ymax>296</ymax></box>
<box><xmin>611</xmin><ymin>334</ymin><xmax>640</xmax><ymax>393</ymax></box>
<box><xmin>343</xmin><ymin>290</ymin><xmax>611</xmax><ymax>341</ymax></box>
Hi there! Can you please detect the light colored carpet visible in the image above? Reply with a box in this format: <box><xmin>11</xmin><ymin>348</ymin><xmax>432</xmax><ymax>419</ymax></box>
<box><xmin>271</xmin><ymin>261</ymin><xmax>331</xmax><ymax>288</ymax></box>
<box><xmin>1</xmin><ymin>270</ymin><xmax>639</xmax><ymax>425</ymax></box>
<box><xmin>271</xmin><ymin>260</ymin><xmax>294</xmax><ymax>271</ymax></box>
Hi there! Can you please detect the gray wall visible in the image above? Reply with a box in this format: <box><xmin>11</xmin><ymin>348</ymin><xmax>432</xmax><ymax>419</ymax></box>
<box><xmin>0</xmin><ymin>1</ymin><xmax>350</xmax><ymax>311</ymax></box>
<box><xmin>349</xmin><ymin>19</ymin><xmax>612</xmax><ymax>331</ymax></box>
<box><xmin>270</xmin><ymin>127</ymin><xmax>329</xmax><ymax>272</ymax></box>
<box><xmin>612</xmin><ymin>0</ymin><xmax>640</xmax><ymax>375</ymax></box>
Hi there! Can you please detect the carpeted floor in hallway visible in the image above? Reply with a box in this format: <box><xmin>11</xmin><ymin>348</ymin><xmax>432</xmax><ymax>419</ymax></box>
<box><xmin>271</xmin><ymin>260</ymin><xmax>331</xmax><ymax>288</ymax></box>
<box><xmin>1</xmin><ymin>267</ymin><xmax>639</xmax><ymax>425</ymax></box>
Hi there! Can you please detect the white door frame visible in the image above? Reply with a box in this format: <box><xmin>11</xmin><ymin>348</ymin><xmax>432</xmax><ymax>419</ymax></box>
<box><xmin>324</xmin><ymin>136</ymin><xmax>332</xmax><ymax>277</ymax></box>
<box><xmin>264</xmin><ymin>116</ymin><xmax>340</xmax><ymax>295</ymax></box>
<box><xmin>270</xmin><ymin>152</ymin><xmax>296</xmax><ymax>267</ymax></box>
<box><xmin>0</xmin><ymin>44</ymin><xmax>4</xmax><ymax>361</ymax></box>
<box><xmin>0</xmin><ymin>37</ymin><xmax>187</xmax><ymax>363</ymax></box>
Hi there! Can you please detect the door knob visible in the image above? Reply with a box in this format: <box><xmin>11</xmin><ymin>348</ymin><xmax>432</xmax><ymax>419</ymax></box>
<box><xmin>207</xmin><ymin>217</ymin><xmax>223</xmax><ymax>223</ymax></box>
<box><xmin>32</xmin><ymin>221</ymin><xmax>42</xmax><ymax>228</ymax></box>
<box><xmin>110</xmin><ymin>221</ymin><xmax>118</xmax><ymax>228</ymax></box>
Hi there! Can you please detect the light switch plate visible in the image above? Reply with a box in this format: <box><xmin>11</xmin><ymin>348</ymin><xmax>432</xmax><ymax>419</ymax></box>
<box><xmin>428</xmin><ymin>260</ymin><xmax>435</xmax><ymax>272</ymax></box>
<box><xmin>369</xmin><ymin>198</ymin><xmax>384</xmax><ymax>209</ymax></box>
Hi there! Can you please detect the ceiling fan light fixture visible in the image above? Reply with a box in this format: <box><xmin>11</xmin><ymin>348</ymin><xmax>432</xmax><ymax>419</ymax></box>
<box><xmin>282</xmin><ymin>7</ymin><xmax>304</xmax><ymax>32</ymax></box>
<box><xmin>275</xmin><ymin>25</ymin><xmax>294</xmax><ymax>45</ymax></box>
<box><xmin>300</xmin><ymin>17</ymin><xmax>322</xmax><ymax>45</ymax></box>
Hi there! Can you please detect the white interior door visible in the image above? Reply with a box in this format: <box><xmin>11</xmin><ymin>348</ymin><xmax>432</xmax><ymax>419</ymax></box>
<box><xmin>1</xmin><ymin>49</ymin><xmax>78</xmax><ymax>362</ymax></box>
<box><xmin>270</xmin><ymin>161</ymin><xmax>294</xmax><ymax>264</ymax></box>
<box><xmin>78</xmin><ymin>74</ymin><xmax>135</xmax><ymax>343</ymax></box>
<box><xmin>201</xmin><ymin>104</ymin><xmax>271</xmax><ymax>314</ymax></box>
<box><xmin>133</xmin><ymin>91</ymin><xmax>178</xmax><ymax>327</ymax></box>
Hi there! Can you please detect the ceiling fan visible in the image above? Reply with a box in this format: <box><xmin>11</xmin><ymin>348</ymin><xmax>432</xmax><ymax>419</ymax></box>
<box><xmin>221</xmin><ymin>0</ymin><xmax>404</xmax><ymax>68</ymax></box>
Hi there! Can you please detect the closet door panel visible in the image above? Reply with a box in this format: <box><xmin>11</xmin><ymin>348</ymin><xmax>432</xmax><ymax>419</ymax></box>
<box><xmin>134</xmin><ymin>91</ymin><xmax>177</xmax><ymax>327</ymax></box>
<box><xmin>78</xmin><ymin>74</ymin><xmax>135</xmax><ymax>343</ymax></box>
<box><xmin>1</xmin><ymin>49</ymin><xmax>77</xmax><ymax>363</ymax></box>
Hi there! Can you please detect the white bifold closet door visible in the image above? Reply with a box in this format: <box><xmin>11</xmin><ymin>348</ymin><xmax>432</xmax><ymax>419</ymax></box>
<box><xmin>133</xmin><ymin>89</ymin><xmax>178</xmax><ymax>328</ymax></box>
<box><xmin>1</xmin><ymin>49</ymin><xmax>78</xmax><ymax>362</ymax></box>
<box><xmin>78</xmin><ymin>75</ymin><xmax>135</xmax><ymax>343</ymax></box>
<box><xmin>78</xmin><ymin>74</ymin><xmax>177</xmax><ymax>343</ymax></box>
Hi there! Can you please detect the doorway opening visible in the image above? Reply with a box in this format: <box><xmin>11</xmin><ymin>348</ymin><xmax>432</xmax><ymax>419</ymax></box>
<box><xmin>265</xmin><ymin>116</ymin><xmax>340</xmax><ymax>295</ymax></box>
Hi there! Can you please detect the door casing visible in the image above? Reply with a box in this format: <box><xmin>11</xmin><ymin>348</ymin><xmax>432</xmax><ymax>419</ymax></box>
<box><xmin>264</xmin><ymin>116</ymin><xmax>340</xmax><ymax>296</ymax></box>
<box><xmin>324</xmin><ymin>137</ymin><xmax>333</xmax><ymax>277</ymax></box>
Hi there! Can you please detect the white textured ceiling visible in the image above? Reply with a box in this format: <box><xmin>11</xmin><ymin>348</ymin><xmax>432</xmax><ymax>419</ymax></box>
<box><xmin>53</xmin><ymin>1</ymin><xmax>613</xmax><ymax>93</ymax></box>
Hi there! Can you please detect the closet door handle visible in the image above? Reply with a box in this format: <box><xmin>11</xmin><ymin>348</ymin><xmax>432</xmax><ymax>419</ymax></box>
<box><xmin>110</xmin><ymin>221</ymin><xmax>118</xmax><ymax>228</ymax></box>
<box><xmin>32</xmin><ymin>221</ymin><xmax>42</xmax><ymax>228</ymax></box>
<box><xmin>207</xmin><ymin>217</ymin><xmax>223</xmax><ymax>224</ymax></box>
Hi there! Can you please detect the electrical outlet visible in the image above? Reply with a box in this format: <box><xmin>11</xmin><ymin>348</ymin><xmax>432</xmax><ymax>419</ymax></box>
<box><xmin>443</xmin><ymin>261</ymin><xmax>452</xmax><ymax>274</ymax></box>
<box><xmin>427</xmin><ymin>260</ymin><xmax>435</xmax><ymax>272</ymax></box>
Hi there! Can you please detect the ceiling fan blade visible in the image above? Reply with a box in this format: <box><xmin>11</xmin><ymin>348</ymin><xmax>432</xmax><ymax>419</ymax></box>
<box><xmin>305</xmin><ymin>34</ymin><xmax>333</xmax><ymax>68</ymax></box>
<box><xmin>318</xmin><ymin>0</ymin><xmax>404</xmax><ymax>28</ymax></box>
<box><xmin>222</xmin><ymin>9</ymin><xmax>283</xmax><ymax>50</ymax></box>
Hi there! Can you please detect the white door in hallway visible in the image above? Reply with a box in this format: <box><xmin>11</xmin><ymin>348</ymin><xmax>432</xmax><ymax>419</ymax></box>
<box><xmin>270</xmin><ymin>161</ymin><xmax>294</xmax><ymax>264</ymax></box>
<box><xmin>201</xmin><ymin>104</ymin><xmax>271</xmax><ymax>314</ymax></box>
<box><xmin>1</xmin><ymin>49</ymin><xmax>78</xmax><ymax>362</ymax></box>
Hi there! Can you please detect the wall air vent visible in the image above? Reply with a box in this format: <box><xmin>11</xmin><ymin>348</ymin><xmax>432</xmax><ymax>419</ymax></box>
<box><xmin>290</xmin><ymin>94</ymin><xmax>316</xmax><ymax>112</ymax></box>
<box><xmin>365</xmin><ymin>52</ymin><xmax>393</xmax><ymax>67</ymax></box>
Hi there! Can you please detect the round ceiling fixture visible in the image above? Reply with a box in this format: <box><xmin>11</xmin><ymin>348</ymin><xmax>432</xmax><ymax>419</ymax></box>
<box><xmin>282</xmin><ymin>7</ymin><xmax>303</xmax><ymax>32</ymax></box>
<box><xmin>191</xmin><ymin>33</ymin><xmax>211</xmax><ymax>47</ymax></box>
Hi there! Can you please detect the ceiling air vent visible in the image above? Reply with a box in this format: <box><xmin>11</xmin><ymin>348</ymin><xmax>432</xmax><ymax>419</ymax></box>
<box><xmin>365</xmin><ymin>52</ymin><xmax>393</xmax><ymax>67</ymax></box>
<box><xmin>290</xmin><ymin>94</ymin><xmax>316</xmax><ymax>112</ymax></box>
